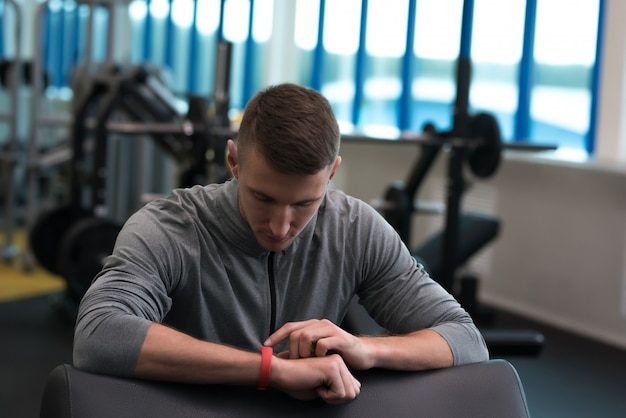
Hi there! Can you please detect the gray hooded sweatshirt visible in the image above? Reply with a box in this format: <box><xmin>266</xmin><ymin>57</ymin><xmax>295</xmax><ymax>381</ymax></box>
<box><xmin>73</xmin><ymin>179</ymin><xmax>488</xmax><ymax>376</ymax></box>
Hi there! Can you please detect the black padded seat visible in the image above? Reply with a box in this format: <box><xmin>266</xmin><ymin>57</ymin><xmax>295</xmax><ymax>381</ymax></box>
<box><xmin>40</xmin><ymin>361</ymin><xmax>530</xmax><ymax>418</ymax></box>
<box><xmin>413</xmin><ymin>211</ymin><xmax>500</xmax><ymax>279</ymax></box>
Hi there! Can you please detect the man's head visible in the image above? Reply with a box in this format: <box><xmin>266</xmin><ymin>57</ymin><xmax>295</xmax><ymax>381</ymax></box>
<box><xmin>234</xmin><ymin>83</ymin><xmax>341</xmax><ymax>174</ymax></box>
<box><xmin>227</xmin><ymin>83</ymin><xmax>342</xmax><ymax>251</ymax></box>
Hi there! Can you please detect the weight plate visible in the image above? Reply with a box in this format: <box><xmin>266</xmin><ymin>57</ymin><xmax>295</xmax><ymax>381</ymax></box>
<box><xmin>58</xmin><ymin>217</ymin><xmax>122</xmax><ymax>301</ymax></box>
<box><xmin>468</xmin><ymin>112</ymin><xmax>502</xmax><ymax>178</ymax></box>
<box><xmin>28</xmin><ymin>206</ymin><xmax>90</xmax><ymax>275</ymax></box>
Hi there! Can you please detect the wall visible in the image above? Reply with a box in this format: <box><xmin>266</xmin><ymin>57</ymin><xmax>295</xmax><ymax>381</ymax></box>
<box><xmin>485</xmin><ymin>155</ymin><xmax>626</xmax><ymax>349</ymax></box>
<box><xmin>595</xmin><ymin>0</ymin><xmax>626</xmax><ymax>163</ymax></box>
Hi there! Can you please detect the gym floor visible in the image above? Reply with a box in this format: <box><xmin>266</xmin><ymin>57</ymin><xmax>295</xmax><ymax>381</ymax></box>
<box><xmin>1</xmin><ymin>236</ymin><xmax>626</xmax><ymax>417</ymax></box>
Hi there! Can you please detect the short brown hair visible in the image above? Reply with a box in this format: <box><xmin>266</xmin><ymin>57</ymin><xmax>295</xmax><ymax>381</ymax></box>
<box><xmin>236</xmin><ymin>83</ymin><xmax>340</xmax><ymax>174</ymax></box>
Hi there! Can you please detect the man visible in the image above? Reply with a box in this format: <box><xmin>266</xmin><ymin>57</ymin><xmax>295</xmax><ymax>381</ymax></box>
<box><xmin>73</xmin><ymin>83</ymin><xmax>488</xmax><ymax>404</ymax></box>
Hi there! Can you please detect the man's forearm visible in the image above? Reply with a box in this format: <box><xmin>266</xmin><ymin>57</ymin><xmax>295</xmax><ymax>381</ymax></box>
<box><xmin>134</xmin><ymin>322</ymin><xmax>261</xmax><ymax>384</ymax></box>
<box><xmin>265</xmin><ymin>319</ymin><xmax>462</xmax><ymax>372</ymax></box>
<box><xmin>361</xmin><ymin>329</ymin><xmax>454</xmax><ymax>371</ymax></box>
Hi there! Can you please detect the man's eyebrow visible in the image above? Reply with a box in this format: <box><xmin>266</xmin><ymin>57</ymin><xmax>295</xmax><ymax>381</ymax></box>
<box><xmin>293</xmin><ymin>196</ymin><xmax>323</xmax><ymax>205</ymax></box>
<box><xmin>248</xmin><ymin>186</ymin><xmax>275</xmax><ymax>199</ymax></box>
<box><xmin>248</xmin><ymin>186</ymin><xmax>323</xmax><ymax>205</ymax></box>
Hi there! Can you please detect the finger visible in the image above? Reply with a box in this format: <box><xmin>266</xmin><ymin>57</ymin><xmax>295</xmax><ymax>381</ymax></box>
<box><xmin>315</xmin><ymin>355</ymin><xmax>361</xmax><ymax>404</ymax></box>
<box><xmin>290</xmin><ymin>329</ymin><xmax>319</xmax><ymax>359</ymax></box>
<box><xmin>336</xmin><ymin>359</ymin><xmax>361</xmax><ymax>400</ymax></box>
<box><xmin>291</xmin><ymin>321</ymin><xmax>334</xmax><ymax>359</ymax></box>
<box><xmin>314</xmin><ymin>336</ymin><xmax>333</xmax><ymax>357</ymax></box>
<box><xmin>313</xmin><ymin>328</ymin><xmax>352</xmax><ymax>358</ymax></box>
<box><xmin>317</xmin><ymin>385</ymin><xmax>345</xmax><ymax>404</ymax></box>
<box><xmin>317</xmin><ymin>372</ymin><xmax>361</xmax><ymax>404</ymax></box>
<box><xmin>264</xmin><ymin>320</ymin><xmax>317</xmax><ymax>347</ymax></box>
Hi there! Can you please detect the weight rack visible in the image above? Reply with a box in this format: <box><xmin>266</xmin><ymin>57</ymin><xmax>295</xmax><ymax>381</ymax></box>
<box><xmin>28</xmin><ymin>36</ymin><xmax>234</xmax><ymax>305</ymax></box>
<box><xmin>0</xmin><ymin>0</ymin><xmax>23</xmax><ymax>262</ymax></box>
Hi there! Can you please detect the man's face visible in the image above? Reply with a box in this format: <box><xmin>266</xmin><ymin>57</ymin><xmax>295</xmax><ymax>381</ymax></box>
<box><xmin>227</xmin><ymin>140</ymin><xmax>340</xmax><ymax>252</ymax></box>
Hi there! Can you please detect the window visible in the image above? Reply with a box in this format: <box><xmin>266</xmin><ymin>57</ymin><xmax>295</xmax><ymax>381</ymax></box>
<box><xmin>358</xmin><ymin>0</ymin><xmax>409</xmax><ymax>137</ymax></box>
<box><xmin>319</xmin><ymin>0</ymin><xmax>362</xmax><ymax>131</ymax></box>
<box><xmin>469</xmin><ymin>0</ymin><xmax>526</xmax><ymax>140</ymax></box>
<box><xmin>41</xmin><ymin>0</ymin><xmax>604</xmax><ymax>157</ymax></box>
<box><xmin>530</xmin><ymin>0</ymin><xmax>600</xmax><ymax>156</ymax></box>
<box><xmin>411</xmin><ymin>0</ymin><xmax>463</xmax><ymax>133</ymax></box>
<box><xmin>292</xmin><ymin>0</ymin><xmax>603</xmax><ymax>154</ymax></box>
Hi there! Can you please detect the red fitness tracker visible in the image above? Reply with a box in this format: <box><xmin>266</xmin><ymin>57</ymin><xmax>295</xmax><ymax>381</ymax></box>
<box><xmin>257</xmin><ymin>346</ymin><xmax>273</xmax><ymax>390</ymax></box>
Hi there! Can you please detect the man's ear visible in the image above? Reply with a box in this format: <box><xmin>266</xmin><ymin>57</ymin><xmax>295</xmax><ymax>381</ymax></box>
<box><xmin>227</xmin><ymin>139</ymin><xmax>239</xmax><ymax>178</ymax></box>
<box><xmin>328</xmin><ymin>156</ymin><xmax>342</xmax><ymax>181</ymax></box>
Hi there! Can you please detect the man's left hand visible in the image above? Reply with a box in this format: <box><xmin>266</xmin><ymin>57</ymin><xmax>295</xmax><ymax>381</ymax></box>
<box><xmin>264</xmin><ymin>319</ymin><xmax>375</xmax><ymax>370</ymax></box>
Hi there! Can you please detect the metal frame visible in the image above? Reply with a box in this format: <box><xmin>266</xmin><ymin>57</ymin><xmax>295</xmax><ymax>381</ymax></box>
<box><xmin>0</xmin><ymin>0</ymin><xmax>22</xmax><ymax>261</ymax></box>
<box><xmin>23</xmin><ymin>0</ymin><xmax>121</xmax><ymax>268</ymax></box>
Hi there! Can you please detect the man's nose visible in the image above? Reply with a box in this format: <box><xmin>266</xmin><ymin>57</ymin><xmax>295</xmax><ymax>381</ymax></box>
<box><xmin>269</xmin><ymin>206</ymin><xmax>291</xmax><ymax>237</ymax></box>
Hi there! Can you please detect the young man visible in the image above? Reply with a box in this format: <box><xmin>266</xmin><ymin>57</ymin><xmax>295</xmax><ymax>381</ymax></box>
<box><xmin>73</xmin><ymin>83</ymin><xmax>488</xmax><ymax>404</ymax></box>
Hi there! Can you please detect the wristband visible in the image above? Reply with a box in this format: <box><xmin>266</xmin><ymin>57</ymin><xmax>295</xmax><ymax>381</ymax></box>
<box><xmin>257</xmin><ymin>346</ymin><xmax>273</xmax><ymax>390</ymax></box>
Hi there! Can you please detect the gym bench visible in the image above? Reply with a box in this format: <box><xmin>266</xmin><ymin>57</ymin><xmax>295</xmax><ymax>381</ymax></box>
<box><xmin>40</xmin><ymin>360</ymin><xmax>530</xmax><ymax>418</ymax></box>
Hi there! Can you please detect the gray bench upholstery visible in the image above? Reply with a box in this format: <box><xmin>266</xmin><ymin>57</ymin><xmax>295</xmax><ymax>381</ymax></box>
<box><xmin>40</xmin><ymin>359</ymin><xmax>530</xmax><ymax>418</ymax></box>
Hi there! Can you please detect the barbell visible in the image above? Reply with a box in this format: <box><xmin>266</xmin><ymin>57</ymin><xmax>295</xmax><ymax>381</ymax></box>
<box><xmin>401</xmin><ymin>112</ymin><xmax>502</xmax><ymax>179</ymax></box>
<box><xmin>342</xmin><ymin>111</ymin><xmax>503</xmax><ymax>180</ymax></box>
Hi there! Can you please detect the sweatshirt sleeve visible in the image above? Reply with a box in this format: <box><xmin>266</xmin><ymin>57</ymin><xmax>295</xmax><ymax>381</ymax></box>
<box><xmin>355</xmin><ymin>203</ymin><xmax>489</xmax><ymax>366</ymax></box>
<box><xmin>73</xmin><ymin>204</ymin><xmax>189</xmax><ymax>377</ymax></box>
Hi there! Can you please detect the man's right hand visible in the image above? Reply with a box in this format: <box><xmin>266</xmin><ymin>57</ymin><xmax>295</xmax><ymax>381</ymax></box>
<box><xmin>270</xmin><ymin>353</ymin><xmax>361</xmax><ymax>404</ymax></box>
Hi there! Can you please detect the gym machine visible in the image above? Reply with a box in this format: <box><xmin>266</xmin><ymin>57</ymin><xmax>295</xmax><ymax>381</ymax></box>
<box><xmin>28</xmin><ymin>42</ymin><xmax>234</xmax><ymax>306</ymax></box>
<box><xmin>342</xmin><ymin>30</ymin><xmax>547</xmax><ymax>358</ymax></box>
<box><xmin>377</xmin><ymin>119</ymin><xmax>546</xmax><ymax>356</ymax></box>
<box><xmin>343</xmin><ymin>127</ymin><xmax>546</xmax><ymax>356</ymax></box>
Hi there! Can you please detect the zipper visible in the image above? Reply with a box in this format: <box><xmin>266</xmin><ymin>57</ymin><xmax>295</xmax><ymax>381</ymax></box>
<box><xmin>267</xmin><ymin>252</ymin><xmax>277</xmax><ymax>333</ymax></box>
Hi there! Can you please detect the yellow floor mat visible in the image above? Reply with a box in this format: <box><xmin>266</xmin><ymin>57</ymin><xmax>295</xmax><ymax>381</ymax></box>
<box><xmin>0</xmin><ymin>231</ymin><xmax>67</xmax><ymax>303</ymax></box>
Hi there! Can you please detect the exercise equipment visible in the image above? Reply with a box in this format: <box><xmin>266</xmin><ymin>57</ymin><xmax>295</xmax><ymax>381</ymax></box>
<box><xmin>0</xmin><ymin>0</ymin><xmax>24</xmax><ymax>262</ymax></box>
<box><xmin>40</xmin><ymin>360</ymin><xmax>530</xmax><ymax>418</ymax></box>
<box><xmin>28</xmin><ymin>205</ymin><xmax>90</xmax><ymax>276</ymax></box>
<box><xmin>21</xmin><ymin>0</ymin><xmax>122</xmax><ymax>275</ymax></box>
<box><xmin>367</xmin><ymin>130</ymin><xmax>545</xmax><ymax>356</ymax></box>
<box><xmin>467</xmin><ymin>112</ymin><xmax>502</xmax><ymax>178</ymax></box>
<box><xmin>381</xmin><ymin>117</ymin><xmax>503</xmax><ymax>295</ymax></box>
<box><xmin>28</xmin><ymin>42</ymin><xmax>235</xmax><ymax>304</ymax></box>
<box><xmin>58</xmin><ymin>217</ymin><xmax>122</xmax><ymax>300</ymax></box>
